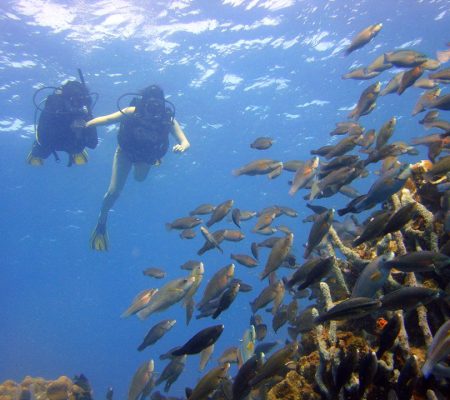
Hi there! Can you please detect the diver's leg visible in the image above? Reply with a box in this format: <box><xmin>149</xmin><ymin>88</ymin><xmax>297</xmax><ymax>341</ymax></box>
<box><xmin>90</xmin><ymin>147</ymin><xmax>132</xmax><ymax>251</ymax></box>
<box><xmin>99</xmin><ymin>147</ymin><xmax>132</xmax><ymax>224</ymax></box>
<box><xmin>133</xmin><ymin>162</ymin><xmax>152</xmax><ymax>182</ymax></box>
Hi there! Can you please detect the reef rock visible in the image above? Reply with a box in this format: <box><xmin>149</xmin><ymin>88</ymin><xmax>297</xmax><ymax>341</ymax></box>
<box><xmin>47</xmin><ymin>376</ymin><xmax>73</xmax><ymax>400</ymax></box>
<box><xmin>268</xmin><ymin>370</ymin><xmax>321</xmax><ymax>400</ymax></box>
<box><xmin>0</xmin><ymin>375</ymin><xmax>92</xmax><ymax>400</ymax></box>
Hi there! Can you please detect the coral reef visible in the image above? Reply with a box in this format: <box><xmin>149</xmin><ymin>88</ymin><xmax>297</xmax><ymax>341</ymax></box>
<box><xmin>268</xmin><ymin>370</ymin><xmax>320</xmax><ymax>400</ymax></box>
<box><xmin>265</xmin><ymin>164</ymin><xmax>450</xmax><ymax>399</ymax></box>
<box><xmin>0</xmin><ymin>375</ymin><xmax>92</xmax><ymax>400</ymax></box>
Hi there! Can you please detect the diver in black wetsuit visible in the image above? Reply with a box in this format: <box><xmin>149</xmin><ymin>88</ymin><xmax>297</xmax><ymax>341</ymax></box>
<box><xmin>84</xmin><ymin>84</ymin><xmax>190</xmax><ymax>251</ymax></box>
<box><xmin>27</xmin><ymin>78</ymin><xmax>98</xmax><ymax>166</ymax></box>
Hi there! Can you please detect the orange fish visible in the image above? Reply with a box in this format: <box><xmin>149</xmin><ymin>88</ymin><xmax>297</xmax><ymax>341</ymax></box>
<box><xmin>289</xmin><ymin>157</ymin><xmax>319</xmax><ymax>196</ymax></box>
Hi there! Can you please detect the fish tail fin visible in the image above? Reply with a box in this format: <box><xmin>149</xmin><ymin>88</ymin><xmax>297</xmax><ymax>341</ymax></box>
<box><xmin>348</xmin><ymin>108</ymin><xmax>358</xmax><ymax>120</ymax></box>
<box><xmin>309</xmin><ymin>180</ymin><xmax>320</xmax><ymax>201</ymax></box>
<box><xmin>282</xmin><ymin>276</ymin><xmax>292</xmax><ymax>290</ymax></box>
<box><xmin>171</xmin><ymin>348</ymin><xmax>183</xmax><ymax>357</ymax></box>
<box><xmin>303</xmin><ymin>247</ymin><xmax>311</xmax><ymax>259</ymax></box>
<box><xmin>232</xmin><ymin>169</ymin><xmax>241</xmax><ymax>176</ymax></box>
<box><xmin>314</xmin><ymin>314</ymin><xmax>325</xmax><ymax>324</ymax></box>
<box><xmin>136</xmin><ymin>309</ymin><xmax>148</xmax><ymax>320</ymax></box>
<box><xmin>165</xmin><ymin>223</ymin><xmax>172</xmax><ymax>231</ymax></box>
<box><xmin>337</xmin><ymin>207</ymin><xmax>349</xmax><ymax>217</ymax></box>
<box><xmin>164</xmin><ymin>381</ymin><xmax>170</xmax><ymax>392</ymax></box>
<box><xmin>437</xmin><ymin>50</ymin><xmax>450</xmax><ymax>63</ymax></box>
<box><xmin>137</xmin><ymin>343</ymin><xmax>145</xmax><ymax>352</ymax></box>
<box><xmin>237</xmin><ymin>349</ymin><xmax>244</xmax><ymax>368</ymax></box>
<box><xmin>352</xmin><ymin>236</ymin><xmax>363</xmax><ymax>247</ymax></box>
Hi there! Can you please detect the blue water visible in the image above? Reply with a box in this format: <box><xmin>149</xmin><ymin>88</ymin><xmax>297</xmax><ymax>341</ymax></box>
<box><xmin>1</xmin><ymin>0</ymin><xmax>449</xmax><ymax>398</ymax></box>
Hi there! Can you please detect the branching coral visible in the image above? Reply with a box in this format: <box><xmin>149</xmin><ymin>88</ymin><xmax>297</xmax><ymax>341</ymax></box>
<box><xmin>328</xmin><ymin>226</ymin><xmax>368</xmax><ymax>268</ymax></box>
<box><xmin>400</xmin><ymin>189</ymin><xmax>439</xmax><ymax>252</ymax></box>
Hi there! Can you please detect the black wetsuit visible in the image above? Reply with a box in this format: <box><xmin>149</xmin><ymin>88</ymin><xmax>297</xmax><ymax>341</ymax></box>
<box><xmin>31</xmin><ymin>93</ymin><xmax>97</xmax><ymax>160</ymax></box>
<box><xmin>117</xmin><ymin>104</ymin><xmax>172</xmax><ymax>164</ymax></box>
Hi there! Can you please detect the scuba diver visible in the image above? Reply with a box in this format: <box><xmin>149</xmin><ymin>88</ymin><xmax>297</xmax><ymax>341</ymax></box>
<box><xmin>84</xmin><ymin>84</ymin><xmax>190</xmax><ymax>251</ymax></box>
<box><xmin>27</xmin><ymin>70</ymin><xmax>98</xmax><ymax>166</ymax></box>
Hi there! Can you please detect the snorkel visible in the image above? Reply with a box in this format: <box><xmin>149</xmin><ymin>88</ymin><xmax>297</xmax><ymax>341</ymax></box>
<box><xmin>77</xmin><ymin>68</ymin><xmax>92</xmax><ymax>115</ymax></box>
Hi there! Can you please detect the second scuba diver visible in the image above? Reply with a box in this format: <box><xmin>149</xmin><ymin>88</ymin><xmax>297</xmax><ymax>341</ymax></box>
<box><xmin>84</xmin><ymin>84</ymin><xmax>190</xmax><ymax>251</ymax></box>
<box><xmin>27</xmin><ymin>70</ymin><xmax>98</xmax><ymax>166</ymax></box>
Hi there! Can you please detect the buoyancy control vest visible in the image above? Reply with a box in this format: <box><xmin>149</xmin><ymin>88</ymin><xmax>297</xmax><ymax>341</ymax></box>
<box><xmin>36</xmin><ymin>80</ymin><xmax>98</xmax><ymax>155</ymax></box>
<box><xmin>117</xmin><ymin>86</ymin><xmax>174</xmax><ymax>163</ymax></box>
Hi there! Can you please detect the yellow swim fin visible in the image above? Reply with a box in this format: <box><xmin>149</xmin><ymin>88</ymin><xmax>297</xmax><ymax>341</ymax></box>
<box><xmin>26</xmin><ymin>152</ymin><xmax>44</xmax><ymax>166</ymax></box>
<box><xmin>90</xmin><ymin>222</ymin><xmax>109</xmax><ymax>251</ymax></box>
<box><xmin>27</xmin><ymin>151</ymin><xmax>44</xmax><ymax>167</ymax></box>
<box><xmin>71</xmin><ymin>150</ymin><xmax>89</xmax><ymax>165</ymax></box>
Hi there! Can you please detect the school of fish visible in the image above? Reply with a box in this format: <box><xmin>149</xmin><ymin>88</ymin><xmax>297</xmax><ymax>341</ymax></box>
<box><xmin>117</xmin><ymin>25</ymin><xmax>450</xmax><ymax>400</ymax></box>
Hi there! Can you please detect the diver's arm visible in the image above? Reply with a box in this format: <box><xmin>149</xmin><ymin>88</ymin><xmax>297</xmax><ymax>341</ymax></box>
<box><xmin>171</xmin><ymin>119</ymin><xmax>190</xmax><ymax>152</ymax></box>
<box><xmin>85</xmin><ymin>107</ymin><xmax>135</xmax><ymax>128</ymax></box>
